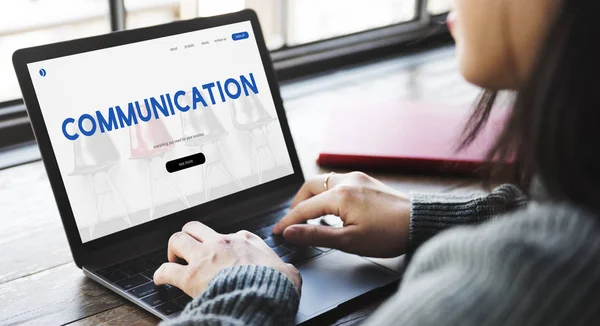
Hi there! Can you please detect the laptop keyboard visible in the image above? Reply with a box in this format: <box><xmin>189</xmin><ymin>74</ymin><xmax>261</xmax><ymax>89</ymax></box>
<box><xmin>97</xmin><ymin>250</ymin><xmax>191</xmax><ymax>316</ymax></box>
<box><xmin>96</xmin><ymin>208</ymin><xmax>330</xmax><ymax>316</ymax></box>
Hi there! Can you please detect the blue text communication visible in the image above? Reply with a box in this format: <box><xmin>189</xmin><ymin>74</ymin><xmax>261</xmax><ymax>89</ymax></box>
<box><xmin>61</xmin><ymin>72</ymin><xmax>259</xmax><ymax>140</ymax></box>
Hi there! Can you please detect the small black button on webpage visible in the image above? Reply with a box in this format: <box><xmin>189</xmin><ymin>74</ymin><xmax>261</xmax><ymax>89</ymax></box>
<box><xmin>166</xmin><ymin>153</ymin><xmax>206</xmax><ymax>173</ymax></box>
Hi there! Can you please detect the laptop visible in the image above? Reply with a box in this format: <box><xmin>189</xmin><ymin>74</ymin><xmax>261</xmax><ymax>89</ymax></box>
<box><xmin>12</xmin><ymin>9</ymin><xmax>401</xmax><ymax>324</ymax></box>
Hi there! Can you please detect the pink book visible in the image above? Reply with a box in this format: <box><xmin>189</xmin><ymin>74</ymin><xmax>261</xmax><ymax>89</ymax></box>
<box><xmin>317</xmin><ymin>101</ymin><xmax>509</xmax><ymax>175</ymax></box>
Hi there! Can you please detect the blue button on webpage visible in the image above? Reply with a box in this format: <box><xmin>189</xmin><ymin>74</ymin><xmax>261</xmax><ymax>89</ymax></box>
<box><xmin>232</xmin><ymin>32</ymin><xmax>249</xmax><ymax>41</ymax></box>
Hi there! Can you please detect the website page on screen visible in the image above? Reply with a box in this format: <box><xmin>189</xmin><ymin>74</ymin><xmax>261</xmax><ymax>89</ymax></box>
<box><xmin>27</xmin><ymin>21</ymin><xmax>293</xmax><ymax>243</ymax></box>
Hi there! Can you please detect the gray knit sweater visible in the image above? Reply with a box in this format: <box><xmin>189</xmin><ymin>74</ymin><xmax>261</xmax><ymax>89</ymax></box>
<box><xmin>163</xmin><ymin>185</ymin><xmax>600</xmax><ymax>325</ymax></box>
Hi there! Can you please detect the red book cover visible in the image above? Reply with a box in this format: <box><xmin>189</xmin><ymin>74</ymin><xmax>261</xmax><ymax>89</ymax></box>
<box><xmin>317</xmin><ymin>101</ymin><xmax>508</xmax><ymax>175</ymax></box>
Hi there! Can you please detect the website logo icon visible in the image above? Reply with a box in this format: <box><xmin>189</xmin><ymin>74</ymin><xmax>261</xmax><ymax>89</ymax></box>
<box><xmin>39</xmin><ymin>69</ymin><xmax>47</xmax><ymax>77</ymax></box>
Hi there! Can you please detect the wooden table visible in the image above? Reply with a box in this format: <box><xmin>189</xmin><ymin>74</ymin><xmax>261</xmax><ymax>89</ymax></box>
<box><xmin>0</xmin><ymin>47</ymin><xmax>482</xmax><ymax>325</ymax></box>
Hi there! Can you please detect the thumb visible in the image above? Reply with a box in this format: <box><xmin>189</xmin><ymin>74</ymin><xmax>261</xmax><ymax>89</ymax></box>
<box><xmin>282</xmin><ymin>224</ymin><xmax>354</xmax><ymax>250</ymax></box>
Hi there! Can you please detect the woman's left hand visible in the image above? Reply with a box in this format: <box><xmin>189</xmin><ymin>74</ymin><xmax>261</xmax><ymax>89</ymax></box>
<box><xmin>153</xmin><ymin>221</ymin><xmax>302</xmax><ymax>298</ymax></box>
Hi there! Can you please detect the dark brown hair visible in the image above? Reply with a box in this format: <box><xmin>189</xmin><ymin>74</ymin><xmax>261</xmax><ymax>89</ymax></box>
<box><xmin>460</xmin><ymin>0</ymin><xmax>600</xmax><ymax>212</ymax></box>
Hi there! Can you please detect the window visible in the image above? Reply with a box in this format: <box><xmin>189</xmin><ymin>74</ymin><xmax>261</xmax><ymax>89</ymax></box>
<box><xmin>0</xmin><ymin>0</ymin><xmax>110</xmax><ymax>103</ymax></box>
<box><xmin>285</xmin><ymin>0</ymin><xmax>417</xmax><ymax>46</ymax></box>
<box><xmin>124</xmin><ymin>0</ymin><xmax>288</xmax><ymax>49</ymax></box>
<box><xmin>125</xmin><ymin>0</ymin><xmax>180</xmax><ymax>30</ymax></box>
<box><xmin>428</xmin><ymin>0</ymin><xmax>454</xmax><ymax>15</ymax></box>
<box><xmin>0</xmin><ymin>0</ymin><xmax>453</xmax><ymax>157</ymax></box>
<box><xmin>122</xmin><ymin>0</ymin><xmax>434</xmax><ymax>49</ymax></box>
<box><xmin>1</xmin><ymin>0</ymin><xmax>453</xmax><ymax>104</ymax></box>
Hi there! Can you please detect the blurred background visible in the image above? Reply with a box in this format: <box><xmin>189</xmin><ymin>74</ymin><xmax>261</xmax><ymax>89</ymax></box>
<box><xmin>0</xmin><ymin>0</ymin><xmax>455</xmax><ymax>168</ymax></box>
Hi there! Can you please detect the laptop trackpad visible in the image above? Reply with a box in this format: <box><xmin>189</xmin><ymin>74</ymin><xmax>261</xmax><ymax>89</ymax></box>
<box><xmin>296</xmin><ymin>250</ymin><xmax>400</xmax><ymax>319</ymax></box>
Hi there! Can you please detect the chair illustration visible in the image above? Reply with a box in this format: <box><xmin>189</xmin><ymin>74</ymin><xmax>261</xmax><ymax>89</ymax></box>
<box><xmin>129</xmin><ymin>109</ymin><xmax>190</xmax><ymax>218</ymax></box>
<box><xmin>181</xmin><ymin>89</ymin><xmax>243</xmax><ymax>200</ymax></box>
<box><xmin>229</xmin><ymin>92</ymin><xmax>277</xmax><ymax>183</ymax></box>
<box><xmin>68</xmin><ymin>124</ymin><xmax>131</xmax><ymax>239</ymax></box>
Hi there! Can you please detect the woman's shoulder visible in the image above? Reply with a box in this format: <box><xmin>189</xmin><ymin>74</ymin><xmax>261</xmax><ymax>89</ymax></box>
<box><xmin>490</xmin><ymin>201</ymin><xmax>600</xmax><ymax>237</ymax></box>
<box><xmin>434</xmin><ymin>201</ymin><xmax>599</xmax><ymax>248</ymax></box>
<box><xmin>383</xmin><ymin>202</ymin><xmax>600</xmax><ymax>326</ymax></box>
<box><xmin>408</xmin><ymin>201</ymin><xmax>600</xmax><ymax>280</ymax></box>
<box><xmin>401</xmin><ymin>202</ymin><xmax>600</xmax><ymax>325</ymax></box>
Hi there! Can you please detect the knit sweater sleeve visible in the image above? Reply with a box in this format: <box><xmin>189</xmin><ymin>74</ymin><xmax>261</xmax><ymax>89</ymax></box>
<box><xmin>161</xmin><ymin>265</ymin><xmax>299</xmax><ymax>326</ymax></box>
<box><xmin>408</xmin><ymin>183</ymin><xmax>527</xmax><ymax>255</ymax></box>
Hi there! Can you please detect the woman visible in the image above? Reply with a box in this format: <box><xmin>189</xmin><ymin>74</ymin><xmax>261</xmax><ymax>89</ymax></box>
<box><xmin>154</xmin><ymin>0</ymin><xmax>600</xmax><ymax>324</ymax></box>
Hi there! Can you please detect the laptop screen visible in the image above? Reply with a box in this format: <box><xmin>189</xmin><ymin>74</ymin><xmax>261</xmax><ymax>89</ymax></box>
<box><xmin>26</xmin><ymin>21</ymin><xmax>294</xmax><ymax>243</ymax></box>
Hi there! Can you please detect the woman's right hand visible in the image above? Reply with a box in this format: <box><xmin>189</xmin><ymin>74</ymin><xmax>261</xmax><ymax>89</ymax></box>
<box><xmin>272</xmin><ymin>172</ymin><xmax>411</xmax><ymax>258</ymax></box>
